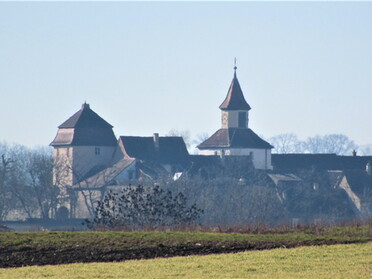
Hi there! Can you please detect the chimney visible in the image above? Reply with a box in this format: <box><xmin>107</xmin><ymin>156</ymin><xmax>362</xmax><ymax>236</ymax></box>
<box><xmin>153</xmin><ymin>133</ymin><xmax>159</xmax><ymax>151</ymax></box>
<box><xmin>352</xmin><ymin>150</ymin><xmax>357</xmax><ymax>157</ymax></box>
<box><xmin>366</xmin><ymin>162</ymin><xmax>372</xmax><ymax>175</ymax></box>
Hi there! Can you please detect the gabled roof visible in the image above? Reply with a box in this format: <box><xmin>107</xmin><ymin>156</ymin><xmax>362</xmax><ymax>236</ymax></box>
<box><xmin>219</xmin><ymin>70</ymin><xmax>251</xmax><ymax>111</ymax></box>
<box><xmin>197</xmin><ymin>128</ymin><xmax>273</xmax><ymax>149</ymax></box>
<box><xmin>59</xmin><ymin>103</ymin><xmax>113</xmax><ymax>129</ymax></box>
<box><xmin>342</xmin><ymin>170</ymin><xmax>372</xmax><ymax>197</ymax></box>
<box><xmin>119</xmin><ymin>136</ymin><xmax>190</xmax><ymax>164</ymax></box>
<box><xmin>73</xmin><ymin>158</ymin><xmax>136</xmax><ymax>189</ymax></box>
<box><xmin>50</xmin><ymin>103</ymin><xmax>117</xmax><ymax>146</ymax></box>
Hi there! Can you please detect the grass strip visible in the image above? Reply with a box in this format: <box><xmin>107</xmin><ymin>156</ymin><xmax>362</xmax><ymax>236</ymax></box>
<box><xmin>0</xmin><ymin>242</ymin><xmax>371</xmax><ymax>279</ymax></box>
<box><xmin>0</xmin><ymin>226</ymin><xmax>370</xmax><ymax>268</ymax></box>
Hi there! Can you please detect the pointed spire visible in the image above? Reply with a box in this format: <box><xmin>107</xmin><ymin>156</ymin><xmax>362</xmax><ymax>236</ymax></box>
<box><xmin>219</xmin><ymin>61</ymin><xmax>251</xmax><ymax>111</ymax></box>
<box><xmin>234</xmin><ymin>57</ymin><xmax>237</xmax><ymax>77</ymax></box>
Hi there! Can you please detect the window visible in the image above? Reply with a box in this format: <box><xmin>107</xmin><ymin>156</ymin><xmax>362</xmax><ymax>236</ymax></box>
<box><xmin>238</xmin><ymin>112</ymin><xmax>247</xmax><ymax>128</ymax></box>
<box><xmin>95</xmin><ymin>147</ymin><xmax>100</xmax><ymax>155</ymax></box>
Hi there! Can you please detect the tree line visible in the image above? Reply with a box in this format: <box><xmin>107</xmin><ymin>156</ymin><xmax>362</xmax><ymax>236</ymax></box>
<box><xmin>0</xmin><ymin>143</ymin><xmax>59</xmax><ymax>220</ymax></box>
<box><xmin>267</xmin><ymin>133</ymin><xmax>372</xmax><ymax>155</ymax></box>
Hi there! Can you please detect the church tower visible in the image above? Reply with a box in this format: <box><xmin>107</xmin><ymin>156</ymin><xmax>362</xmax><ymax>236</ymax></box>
<box><xmin>50</xmin><ymin>103</ymin><xmax>118</xmax><ymax>186</ymax></box>
<box><xmin>220</xmin><ymin>64</ymin><xmax>251</xmax><ymax>129</ymax></box>
<box><xmin>197</xmin><ymin>64</ymin><xmax>273</xmax><ymax>170</ymax></box>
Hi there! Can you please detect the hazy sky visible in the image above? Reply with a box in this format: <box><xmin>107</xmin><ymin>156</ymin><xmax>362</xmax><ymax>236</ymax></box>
<box><xmin>1</xmin><ymin>2</ymin><xmax>372</xmax><ymax>149</ymax></box>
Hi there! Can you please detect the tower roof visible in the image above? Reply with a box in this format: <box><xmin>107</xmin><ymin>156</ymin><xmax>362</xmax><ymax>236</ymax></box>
<box><xmin>58</xmin><ymin>103</ymin><xmax>113</xmax><ymax>129</ymax></box>
<box><xmin>50</xmin><ymin>103</ymin><xmax>117</xmax><ymax>146</ymax></box>
<box><xmin>219</xmin><ymin>68</ymin><xmax>251</xmax><ymax>111</ymax></box>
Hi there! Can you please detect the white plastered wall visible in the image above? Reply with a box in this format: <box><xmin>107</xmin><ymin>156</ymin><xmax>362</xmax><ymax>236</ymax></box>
<box><xmin>198</xmin><ymin>148</ymin><xmax>272</xmax><ymax>170</ymax></box>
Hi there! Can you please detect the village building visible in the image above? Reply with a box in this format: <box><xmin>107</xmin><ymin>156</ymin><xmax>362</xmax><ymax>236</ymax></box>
<box><xmin>50</xmin><ymin>103</ymin><xmax>118</xmax><ymax>186</ymax></box>
<box><xmin>197</xmin><ymin>66</ymin><xmax>273</xmax><ymax>170</ymax></box>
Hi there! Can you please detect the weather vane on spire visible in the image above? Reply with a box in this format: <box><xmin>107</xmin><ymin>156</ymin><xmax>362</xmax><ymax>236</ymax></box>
<box><xmin>234</xmin><ymin>57</ymin><xmax>237</xmax><ymax>71</ymax></box>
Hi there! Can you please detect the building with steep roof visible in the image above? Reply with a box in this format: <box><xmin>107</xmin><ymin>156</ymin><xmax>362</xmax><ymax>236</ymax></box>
<box><xmin>50</xmin><ymin>103</ymin><xmax>118</xmax><ymax>186</ymax></box>
<box><xmin>197</xmin><ymin>66</ymin><xmax>273</xmax><ymax>169</ymax></box>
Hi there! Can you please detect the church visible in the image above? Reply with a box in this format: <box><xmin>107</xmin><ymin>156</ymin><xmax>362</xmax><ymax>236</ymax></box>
<box><xmin>197</xmin><ymin>65</ymin><xmax>273</xmax><ymax>169</ymax></box>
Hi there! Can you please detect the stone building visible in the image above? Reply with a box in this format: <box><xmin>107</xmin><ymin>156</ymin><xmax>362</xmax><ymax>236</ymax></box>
<box><xmin>50</xmin><ymin>103</ymin><xmax>118</xmax><ymax>186</ymax></box>
<box><xmin>197</xmin><ymin>66</ymin><xmax>273</xmax><ymax>169</ymax></box>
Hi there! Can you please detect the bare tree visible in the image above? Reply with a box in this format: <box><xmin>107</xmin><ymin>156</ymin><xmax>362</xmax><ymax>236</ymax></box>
<box><xmin>304</xmin><ymin>134</ymin><xmax>357</xmax><ymax>155</ymax></box>
<box><xmin>0</xmin><ymin>153</ymin><xmax>13</xmax><ymax>220</ymax></box>
<box><xmin>268</xmin><ymin>133</ymin><xmax>304</xmax><ymax>153</ymax></box>
<box><xmin>359</xmin><ymin>144</ymin><xmax>372</xmax><ymax>156</ymax></box>
<box><xmin>26</xmin><ymin>149</ymin><xmax>59</xmax><ymax>219</ymax></box>
<box><xmin>192</xmin><ymin>133</ymin><xmax>209</xmax><ymax>146</ymax></box>
<box><xmin>0</xmin><ymin>144</ymin><xmax>60</xmax><ymax>220</ymax></box>
<box><xmin>87</xmin><ymin>185</ymin><xmax>203</xmax><ymax>230</ymax></box>
<box><xmin>167</xmin><ymin>129</ymin><xmax>191</xmax><ymax>149</ymax></box>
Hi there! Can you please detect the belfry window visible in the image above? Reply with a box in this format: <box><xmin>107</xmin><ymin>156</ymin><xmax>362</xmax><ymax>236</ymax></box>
<box><xmin>238</xmin><ymin>112</ymin><xmax>247</xmax><ymax>128</ymax></box>
<box><xmin>95</xmin><ymin>147</ymin><xmax>100</xmax><ymax>155</ymax></box>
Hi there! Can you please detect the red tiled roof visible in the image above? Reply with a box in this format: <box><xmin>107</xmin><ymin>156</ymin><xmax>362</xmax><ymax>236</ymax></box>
<box><xmin>219</xmin><ymin>71</ymin><xmax>251</xmax><ymax>111</ymax></box>
<box><xmin>197</xmin><ymin>128</ymin><xmax>273</xmax><ymax>149</ymax></box>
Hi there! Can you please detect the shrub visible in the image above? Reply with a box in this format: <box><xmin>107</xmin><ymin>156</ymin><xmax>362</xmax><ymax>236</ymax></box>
<box><xmin>86</xmin><ymin>185</ymin><xmax>203</xmax><ymax>230</ymax></box>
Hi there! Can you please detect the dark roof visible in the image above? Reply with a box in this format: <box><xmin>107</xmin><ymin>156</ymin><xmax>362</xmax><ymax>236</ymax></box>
<box><xmin>219</xmin><ymin>70</ymin><xmax>251</xmax><ymax>111</ymax></box>
<box><xmin>197</xmin><ymin>128</ymin><xmax>273</xmax><ymax>149</ymax></box>
<box><xmin>50</xmin><ymin>103</ymin><xmax>117</xmax><ymax>146</ymax></box>
<box><xmin>58</xmin><ymin>103</ymin><xmax>113</xmax><ymax>129</ymax></box>
<box><xmin>272</xmin><ymin>154</ymin><xmax>372</xmax><ymax>171</ymax></box>
<box><xmin>119</xmin><ymin>136</ymin><xmax>190</xmax><ymax>164</ymax></box>
<box><xmin>342</xmin><ymin>170</ymin><xmax>372</xmax><ymax>197</ymax></box>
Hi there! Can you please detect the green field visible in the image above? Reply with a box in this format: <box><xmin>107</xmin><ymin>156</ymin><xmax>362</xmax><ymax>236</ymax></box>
<box><xmin>0</xmin><ymin>242</ymin><xmax>370</xmax><ymax>279</ymax></box>
<box><xmin>0</xmin><ymin>225</ymin><xmax>371</xmax><ymax>268</ymax></box>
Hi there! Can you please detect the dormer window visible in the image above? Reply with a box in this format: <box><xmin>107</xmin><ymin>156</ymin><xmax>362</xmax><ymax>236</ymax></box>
<box><xmin>238</xmin><ymin>112</ymin><xmax>247</xmax><ymax>128</ymax></box>
<box><xmin>95</xmin><ymin>147</ymin><xmax>100</xmax><ymax>155</ymax></box>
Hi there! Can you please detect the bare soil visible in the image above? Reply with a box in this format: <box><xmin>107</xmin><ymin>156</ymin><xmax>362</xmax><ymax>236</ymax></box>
<box><xmin>0</xmin><ymin>238</ymin><xmax>365</xmax><ymax>268</ymax></box>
